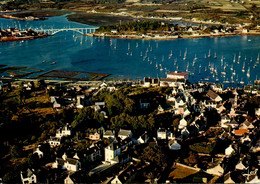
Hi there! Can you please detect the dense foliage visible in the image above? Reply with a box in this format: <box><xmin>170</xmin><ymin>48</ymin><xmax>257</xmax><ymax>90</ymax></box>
<box><xmin>97</xmin><ymin>20</ymin><xmax>173</xmax><ymax>33</ymax></box>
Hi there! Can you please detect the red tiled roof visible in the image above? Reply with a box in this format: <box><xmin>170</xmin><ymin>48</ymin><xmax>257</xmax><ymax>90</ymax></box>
<box><xmin>234</xmin><ymin>129</ymin><xmax>249</xmax><ymax>136</ymax></box>
<box><xmin>168</xmin><ymin>72</ymin><xmax>188</xmax><ymax>76</ymax></box>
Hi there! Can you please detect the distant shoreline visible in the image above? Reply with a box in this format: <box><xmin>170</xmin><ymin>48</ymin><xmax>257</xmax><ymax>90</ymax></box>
<box><xmin>90</xmin><ymin>32</ymin><xmax>260</xmax><ymax>40</ymax></box>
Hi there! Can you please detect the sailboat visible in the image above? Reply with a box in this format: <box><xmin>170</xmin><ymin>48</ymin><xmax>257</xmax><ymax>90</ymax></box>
<box><xmin>208</xmin><ymin>49</ymin><xmax>211</xmax><ymax>58</ymax></box>
<box><xmin>169</xmin><ymin>50</ymin><xmax>173</xmax><ymax>59</ymax></box>
<box><xmin>242</xmin><ymin>62</ymin><xmax>245</xmax><ymax>72</ymax></box>
<box><xmin>233</xmin><ymin>54</ymin><xmax>236</xmax><ymax>63</ymax></box>
<box><xmin>183</xmin><ymin>48</ymin><xmax>187</xmax><ymax>60</ymax></box>
<box><xmin>247</xmin><ymin>67</ymin><xmax>250</xmax><ymax>78</ymax></box>
<box><xmin>194</xmin><ymin>54</ymin><xmax>197</xmax><ymax>60</ymax></box>
<box><xmin>238</xmin><ymin>52</ymin><xmax>241</xmax><ymax>59</ymax></box>
<box><xmin>186</xmin><ymin>63</ymin><xmax>189</xmax><ymax>72</ymax></box>
<box><xmin>240</xmin><ymin>78</ymin><xmax>244</xmax><ymax>85</ymax></box>
<box><xmin>159</xmin><ymin>64</ymin><xmax>163</xmax><ymax>71</ymax></box>
<box><xmin>214</xmin><ymin>52</ymin><xmax>217</xmax><ymax>59</ymax></box>
<box><xmin>231</xmin><ymin>75</ymin><xmax>235</xmax><ymax>83</ymax></box>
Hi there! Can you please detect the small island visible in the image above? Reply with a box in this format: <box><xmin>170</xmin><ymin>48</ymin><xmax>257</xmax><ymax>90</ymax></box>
<box><xmin>0</xmin><ymin>28</ymin><xmax>49</xmax><ymax>42</ymax></box>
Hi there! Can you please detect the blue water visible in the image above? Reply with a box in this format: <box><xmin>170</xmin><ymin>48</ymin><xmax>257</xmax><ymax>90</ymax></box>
<box><xmin>0</xmin><ymin>14</ymin><xmax>260</xmax><ymax>87</ymax></box>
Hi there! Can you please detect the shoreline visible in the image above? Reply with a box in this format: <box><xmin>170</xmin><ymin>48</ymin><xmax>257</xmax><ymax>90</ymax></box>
<box><xmin>0</xmin><ymin>34</ymin><xmax>49</xmax><ymax>42</ymax></box>
<box><xmin>0</xmin><ymin>14</ymin><xmax>43</xmax><ymax>21</ymax></box>
<box><xmin>89</xmin><ymin>32</ymin><xmax>260</xmax><ymax>40</ymax></box>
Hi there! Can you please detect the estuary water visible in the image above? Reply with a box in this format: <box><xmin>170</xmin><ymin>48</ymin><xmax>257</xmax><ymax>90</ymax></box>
<box><xmin>0</xmin><ymin>14</ymin><xmax>260</xmax><ymax>87</ymax></box>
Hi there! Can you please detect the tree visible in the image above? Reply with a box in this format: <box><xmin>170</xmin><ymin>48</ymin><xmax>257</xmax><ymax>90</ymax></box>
<box><xmin>72</xmin><ymin>107</ymin><xmax>94</xmax><ymax>129</ymax></box>
<box><xmin>184</xmin><ymin>152</ymin><xmax>198</xmax><ymax>166</ymax></box>
<box><xmin>10</xmin><ymin>145</ymin><xmax>23</xmax><ymax>158</ymax></box>
<box><xmin>110</xmin><ymin>114</ymin><xmax>126</xmax><ymax>131</ymax></box>
<box><xmin>173</xmin><ymin>118</ymin><xmax>180</xmax><ymax>131</ymax></box>
<box><xmin>124</xmin><ymin>98</ymin><xmax>136</xmax><ymax>114</ymax></box>
<box><xmin>94</xmin><ymin>111</ymin><xmax>104</xmax><ymax>124</ymax></box>
<box><xmin>141</xmin><ymin>143</ymin><xmax>166</xmax><ymax>168</ymax></box>
<box><xmin>25</xmin><ymin>153</ymin><xmax>40</xmax><ymax>169</ymax></box>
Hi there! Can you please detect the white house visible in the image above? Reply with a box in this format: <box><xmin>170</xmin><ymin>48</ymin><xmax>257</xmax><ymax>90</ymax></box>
<box><xmin>217</xmin><ymin>104</ymin><xmax>226</xmax><ymax>114</ymax></box>
<box><xmin>157</xmin><ymin>128</ymin><xmax>170</xmax><ymax>140</ymax></box>
<box><xmin>168</xmin><ymin>140</ymin><xmax>181</xmax><ymax>150</ymax></box>
<box><xmin>21</xmin><ymin>168</ymin><xmax>37</xmax><ymax>184</ymax></box>
<box><xmin>94</xmin><ymin>102</ymin><xmax>105</xmax><ymax>111</ymax></box>
<box><xmin>64</xmin><ymin>175</ymin><xmax>77</xmax><ymax>184</ymax></box>
<box><xmin>103</xmin><ymin>130</ymin><xmax>115</xmax><ymax>140</ymax></box>
<box><xmin>203</xmin><ymin>100</ymin><xmax>217</xmax><ymax>110</ymax></box>
<box><xmin>76</xmin><ymin>95</ymin><xmax>84</xmax><ymax>109</ymax></box>
<box><xmin>89</xmin><ymin>132</ymin><xmax>101</xmax><ymax>141</ymax></box>
<box><xmin>118</xmin><ymin>129</ymin><xmax>132</xmax><ymax>140</ymax></box>
<box><xmin>167</xmin><ymin>71</ymin><xmax>189</xmax><ymax>81</ymax></box>
<box><xmin>178</xmin><ymin>118</ymin><xmax>188</xmax><ymax>130</ymax></box>
<box><xmin>33</xmin><ymin>145</ymin><xmax>43</xmax><ymax>158</ymax></box>
<box><xmin>56</xmin><ymin>123</ymin><xmax>71</xmax><ymax>138</ymax></box>
<box><xmin>48</xmin><ymin>137</ymin><xmax>61</xmax><ymax>147</ymax></box>
<box><xmin>206</xmin><ymin>164</ymin><xmax>224</xmax><ymax>176</ymax></box>
<box><xmin>206</xmin><ymin>90</ymin><xmax>222</xmax><ymax>102</ymax></box>
<box><xmin>52</xmin><ymin>153</ymin><xmax>81</xmax><ymax>172</ymax></box>
<box><xmin>235</xmin><ymin>160</ymin><xmax>246</xmax><ymax>170</ymax></box>
<box><xmin>225</xmin><ymin>144</ymin><xmax>235</xmax><ymax>156</ymax></box>
<box><xmin>137</xmin><ymin>132</ymin><xmax>149</xmax><ymax>144</ymax></box>
<box><xmin>104</xmin><ymin>138</ymin><xmax>132</xmax><ymax>163</ymax></box>
<box><xmin>221</xmin><ymin>115</ymin><xmax>230</xmax><ymax>128</ymax></box>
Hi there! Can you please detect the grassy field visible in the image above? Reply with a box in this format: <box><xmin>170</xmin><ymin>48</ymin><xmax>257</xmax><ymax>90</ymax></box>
<box><xmin>200</xmin><ymin>0</ymin><xmax>260</xmax><ymax>11</ymax></box>
<box><xmin>1</xmin><ymin>0</ymin><xmax>259</xmax><ymax>25</ymax></box>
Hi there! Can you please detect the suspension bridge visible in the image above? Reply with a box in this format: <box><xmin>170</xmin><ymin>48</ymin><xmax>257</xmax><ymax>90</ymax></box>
<box><xmin>34</xmin><ymin>27</ymin><xmax>98</xmax><ymax>35</ymax></box>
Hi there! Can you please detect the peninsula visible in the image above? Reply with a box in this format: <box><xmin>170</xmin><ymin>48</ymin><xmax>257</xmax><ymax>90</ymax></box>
<box><xmin>0</xmin><ymin>28</ymin><xmax>49</xmax><ymax>42</ymax></box>
<box><xmin>92</xmin><ymin>20</ymin><xmax>260</xmax><ymax>40</ymax></box>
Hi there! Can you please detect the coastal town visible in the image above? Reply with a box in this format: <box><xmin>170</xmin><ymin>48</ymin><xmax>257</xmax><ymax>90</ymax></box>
<box><xmin>0</xmin><ymin>71</ymin><xmax>259</xmax><ymax>183</ymax></box>
<box><xmin>1</xmin><ymin>20</ymin><xmax>260</xmax><ymax>43</ymax></box>
<box><xmin>0</xmin><ymin>0</ymin><xmax>259</xmax><ymax>183</ymax></box>
<box><xmin>93</xmin><ymin>20</ymin><xmax>260</xmax><ymax>40</ymax></box>
<box><xmin>0</xmin><ymin>28</ymin><xmax>48</xmax><ymax>42</ymax></box>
